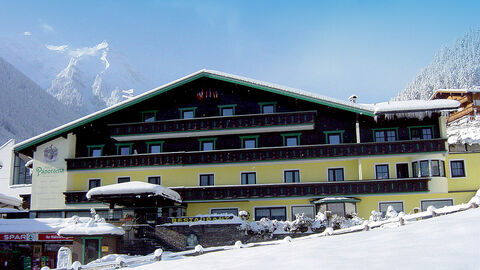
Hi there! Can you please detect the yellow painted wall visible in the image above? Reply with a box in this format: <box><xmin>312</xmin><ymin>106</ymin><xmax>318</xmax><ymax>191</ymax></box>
<box><xmin>446</xmin><ymin>152</ymin><xmax>480</xmax><ymax>192</ymax></box>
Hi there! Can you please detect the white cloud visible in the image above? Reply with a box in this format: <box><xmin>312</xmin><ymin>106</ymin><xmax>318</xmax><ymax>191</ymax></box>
<box><xmin>45</xmin><ymin>44</ymin><xmax>68</xmax><ymax>52</ymax></box>
<box><xmin>23</xmin><ymin>31</ymin><xmax>32</xmax><ymax>36</ymax></box>
<box><xmin>41</xmin><ymin>23</ymin><xmax>54</xmax><ymax>32</ymax></box>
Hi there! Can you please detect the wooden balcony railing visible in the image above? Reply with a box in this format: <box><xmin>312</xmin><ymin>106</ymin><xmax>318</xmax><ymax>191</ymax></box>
<box><xmin>108</xmin><ymin>111</ymin><xmax>316</xmax><ymax>137</ymax></box>
<box><xmin>66</xmin><ymin>139</ymin><xmax>446</xmax><ymax>170</ymax></box>
<box><xmin>64</xmin><ymin>178</ymin><xmax>430</xmax><ymax>204</ymax></box>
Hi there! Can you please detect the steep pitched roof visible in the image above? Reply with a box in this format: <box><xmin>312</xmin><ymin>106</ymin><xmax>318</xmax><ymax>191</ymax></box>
<box><xmin>14</xmin><ymin>70</ymin><xmax>459</xmax><ymax>151</ymax></box>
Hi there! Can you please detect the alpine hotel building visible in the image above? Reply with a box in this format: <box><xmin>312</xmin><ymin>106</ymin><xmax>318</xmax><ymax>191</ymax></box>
<box><xmin>12</xmin><ymin>70</ymin><xmax>478</xmax><ymax>222</ymax></box>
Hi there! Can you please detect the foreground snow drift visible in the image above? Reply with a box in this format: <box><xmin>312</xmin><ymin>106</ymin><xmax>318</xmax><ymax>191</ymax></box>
<box><xmin>132</xmin><ymin>208</ymin><xmax>480</xmax><ymax>270</ymax></box>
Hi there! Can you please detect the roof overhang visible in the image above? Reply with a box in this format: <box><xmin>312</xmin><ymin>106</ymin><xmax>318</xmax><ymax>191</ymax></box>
<box><xmin>312</xmin><ymin>197</ymin><xmax>361</xmax><ymax>204</ymax></box>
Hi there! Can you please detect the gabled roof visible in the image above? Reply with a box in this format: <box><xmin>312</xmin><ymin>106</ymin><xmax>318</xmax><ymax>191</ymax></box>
<box><xmin>13</xmin><ymin>70</ymin><xmax>460</xmax><ymax>152</ymax></box>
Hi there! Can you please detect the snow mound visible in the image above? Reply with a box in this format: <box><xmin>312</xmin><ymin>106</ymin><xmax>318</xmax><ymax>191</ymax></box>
<box><xmin>58</xmin><ymin>215</ymin><xmax>124</xmax><ymax>236</ymax></box>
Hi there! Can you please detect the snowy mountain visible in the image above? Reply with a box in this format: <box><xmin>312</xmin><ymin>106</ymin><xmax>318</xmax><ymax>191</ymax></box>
<box><xmin>395</xmin><ymin>30</ymin><xmax>480</xmax><ymax>100</ymax></box>
<box><xmin>0</xmin><ymin>34</ymin><xmax>150</xmax><ymax>115</ymax></box>
<box><xmin>0</xmin><ymin>57</ymin><xmax>79</xmax><ymax>144</ymax></box>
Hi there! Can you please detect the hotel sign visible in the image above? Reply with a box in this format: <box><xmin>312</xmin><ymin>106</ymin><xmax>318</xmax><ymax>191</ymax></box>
<box><xmin>168</xmin><ymin>216</ymin><xmax>233</xmax><ymax>223</ymax></box>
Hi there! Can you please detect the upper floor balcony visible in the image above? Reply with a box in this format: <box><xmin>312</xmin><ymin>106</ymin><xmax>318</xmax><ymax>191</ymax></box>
<box><xmin>109</xmin><ymin>111</ymin><xmax>316</xmax><ymax>141</ymax></box>
<box><xmin>66</xmin><ymin>138</ymin><xmax>446</xmax><ymax>170</ymax></box>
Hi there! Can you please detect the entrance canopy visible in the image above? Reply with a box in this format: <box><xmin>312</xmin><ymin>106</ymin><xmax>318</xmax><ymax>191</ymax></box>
<box><xmin>86</xmin><ymin>181</ymin><xmax>182</xmax><ymax>207</ymax></box>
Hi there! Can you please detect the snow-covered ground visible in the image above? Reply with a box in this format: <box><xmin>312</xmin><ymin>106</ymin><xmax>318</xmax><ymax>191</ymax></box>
<box><xmin>131</xmin><ymin>208</ymin><xmax>480</xmax><ymax>270</ymax></box>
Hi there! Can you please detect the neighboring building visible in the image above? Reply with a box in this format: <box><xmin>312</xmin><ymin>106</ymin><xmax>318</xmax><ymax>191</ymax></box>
<box><xmin>430</xmin><ymin>89</ymin><xmax>480</xmax><ymax>122</ymax></box>
<box><xmin>13</xmin><ymin>70</ymin><xmax>473</xmax><ymax>223</ymax></box>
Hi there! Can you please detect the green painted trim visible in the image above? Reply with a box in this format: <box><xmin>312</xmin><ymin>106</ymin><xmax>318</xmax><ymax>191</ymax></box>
<box><xmin>116</xmin><ymin>143</ymin><xmax>133</xmax><ymax>155</ymax></box>
<box><xmin>15</xmin><ymin>71</ymin><xmax>374</xmax><ymax>152</ymax></box>
<box><xmin>239</xmin><ymin>135</ymin><xmax>260</xmax><ymax>148</ymax></box>
<box><xmin>218</xmin><ymin>104</ymin><xmax>237</xmax><ymax>116</ymax></box>
<box><xmin>323</xmin><ymin>130</ymin><xmax>345</xmax><ymax>144</ymax></box>
<box><xmin>82</xmin><ymin>237</ymin><xmax>103</xmax><ymax>264</ymax></box>
<box><xmin>371</xmin><ymin>127</ymin><xmax>399</xmax><ymax>141</ymax></box>
<box><xmin>198</xmin><ymin>137</ymin><xmax>218</xmax><ymax>151</ymax></box>
<box><xmin>141</xmin><ymin>110</ymin><xmax>157</xmax><ymax>122</ymax></box>
<box><xmin>146</xmin><ymin>141</ymin><xmax>164</xmax><ymax>153</ymax></box>
<box><xmin>258</xmin><ymin>102</ymin><xmax>277</xmax><ymax>113</ymax></box>
<box><xmin>179</xmin><ymin>107</ymin><xmax>197</xmax><ymax>119</ymax></box>
<box><xmin>280</xmin><ymin>133</ymin><xmax>302</xmax><ymax>146</ymax></box>
<box><xmin>407</xmin><ymin>125</ymin><xmax>435</xmax><ymax>140</ymax></box>
<box><xmin>87</xmin><ymin>145</ymin><xmax>104</xmax><ymax>156</ymax></box>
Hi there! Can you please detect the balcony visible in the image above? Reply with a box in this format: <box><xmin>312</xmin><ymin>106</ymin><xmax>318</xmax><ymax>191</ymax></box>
<box><xmin>64</xmin><ymin>178</ymin><xmax>430</xmax><ymax>204</ymax></box>
<box><xmin>66</xmin><ymin>139</ymin><xmax>446</xmax><ymax>170</ymax></box>
<box><xmin>109</xmin><ymin>111</ymin><xmax>316</xmax><ymax>141</ymax></box>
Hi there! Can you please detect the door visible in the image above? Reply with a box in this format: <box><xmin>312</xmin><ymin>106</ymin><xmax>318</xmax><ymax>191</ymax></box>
<box><xmin>84</xmin><ymin>238</ymin><xmax>100</xmax><ymax>264</ymax></box>
<box><xmin>396</xmin><ymin>163</ymin><xmax>409</xmax><ymax>178</ymax></box>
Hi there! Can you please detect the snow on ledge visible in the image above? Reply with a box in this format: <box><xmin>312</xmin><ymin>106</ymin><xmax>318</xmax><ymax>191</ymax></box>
<box><xmin>86</xmin><ymin>181</ymin><xmax>182</xmax><ymax>202</ymax></box>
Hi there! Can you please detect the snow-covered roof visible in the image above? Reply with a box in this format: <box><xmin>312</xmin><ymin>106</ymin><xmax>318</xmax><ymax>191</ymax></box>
<box><xmin>371</xmin><ymin>100</ymin><xmax>460</xmax><ymax>114</ymax></box>
<box><xmin>0</xmin><ymin>193</ymin><xmax>22</xmax><ymax>207</ymax></box>
<box><xmin>0</xmin><ymin>218</ymin><xmax>70</xmax><ymax>233</ymax></box>
<box><xmin>86</xmin><ymin>181</ymin><xmax>182</xmax><ymax>203</ymax></box>
<box><xmin>58</xmin><ymin>219</ymin><xmax>124</xmax><ymax>236</ymax></box>
<box><xmin>430</xmin><ymin>88</ymin><xmax>480</xmax><ymax>100</ymax></box>
<box><xmin>13</xmin><ymin>70</ymin><xmax>460</xmax><ymax>151</ymax></box>
<box><xmin>447</xmin><ymin>117</ymin><xmax>480</xmax><ymax>145</ymax></box>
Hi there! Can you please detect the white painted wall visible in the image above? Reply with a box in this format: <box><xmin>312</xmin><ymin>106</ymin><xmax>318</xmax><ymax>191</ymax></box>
<box><xmin>0</xmin><ymin>139</ymin><xmax>31</xmax><ymax>202</ymax></box>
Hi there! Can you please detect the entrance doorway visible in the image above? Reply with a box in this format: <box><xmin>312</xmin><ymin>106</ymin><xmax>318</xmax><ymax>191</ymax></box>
<box><xmin>396</xmin><ymin>163</ymin><xmax>409</xmax><ymax>178</ymax></box>
<box><xmin>83</xmin><ymin>238</ymin><xmax>101</xmax><ymax>264</ymax></box>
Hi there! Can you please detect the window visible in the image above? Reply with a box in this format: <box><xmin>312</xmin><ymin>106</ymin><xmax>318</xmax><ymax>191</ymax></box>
<box><xmin>324</xmin><ymin>131</ymin><xmax>344</xmax><ymax>144</ymax></box>
<box><xmin>117</xmin><ymin>177</ymin><xmax>130</xmax><ymax>183</ymax></box>
<box><xmin>88</xmin><ymin>179</ymin><xmax>101</xmax><ymax>190</ymax></box>
<box><xmin>318</xmin><ymin>202</ymin><xmax>357</xmax><ymax>217</ymax></box>
<box><xmin>199</xmin><ymin>174</ymin><xmax>214</xmax><ymax>186</ymax></box>
<box><xmin>148</xmin><ymin>176</ymin><xmax>161</xmax><ymax>185</ymax></box>
<box><xmin>147</xmin><ymin>141</ymin><xmax>163</xmax><ymax>153</ymax></box>
<box><xmin>374</xmin><ymin>129</ymin><xmax>397</xmax><ymax>142</ymax></box>
<box><xmin>87</xmin><ymin>145</ymin><xmax>104</xmax><ymax>157</ymax></box>
<box><xmin>179</xmin><ymin>107</ymin><xmax>197</xmax><ymax>119</ymax></box>
<box><xmin>431</xmin><ymin>160</ymin><xmax>441</xmax><ymax>176</ymax></box>
<box><xmin>421</xmin><ymin>199</ymin><xmax>453</xmax><ymax>211</ymax></box>
<box><xmin>218</xmin><ymin>105</ymin><xmax>236</xmax><ymax>116</ymax></box>
<box><xmin>241</xmin><ymin>136</ymin><xmax>259</xmax><ymax>149</ymax></box>
<box><xmin>328</xmin><ymin>168</ymin><xmax>344</xmax><ymax>181</ymax></box>
<box><xmin>379</xmin><ymin>202</ymin><xmax>404</xmax><ymax>216</ymax></box>
<box><xmin>210</xmin><ymin>208</ymin><xmax>239</xmax><ymax>216</ymax></box>
<box><xmin>199</xmin><ymin>138</ymin><xmax>217</xmax><ymax>151</ymax></box>
<box><xmin>291</xmin><ymin>205</ymin><xmax>315</xmax><ymax>220</ymax></box>
<box><xmin>412</xmin><ymin>160</ymin><xmax>446</xmax><ymax>177</ymax></box>
<box><xmin>450</xmin><ymin>160</ymin><xmax>466</xmax><ymax>177</ymax></box>
<box><xmin>255</xmin><ymin>207</ymin><xmax>286</xmax><ymax>221</ymax></box>
<box><xmin>375</xmin><ymin>164</ymin><xmax>389</xmax><ymax>179</ymax></box>
<box><xmin>396</xmin><ymin>163</ymin><xmax>409</xmax><ymax>178</ymax></box>
<box><xmin>116</xmin><ymin>144</ymin><xmax>133</xmax><ymax>155</ymax></box>
<box><xmin>12</xmin><ymin>154</ymin><xmax>32</xmax><ymax>185</ymax></box>
<box><xmin>259</xmin><ymin>102</ymin><xmax>276</xmax><ymax>114</ymax></box>
<box><xmin>141</xmin><ymin>111</ymin><xmax>156</xmax><ymax>122</ymax></box>
<box><xmin>241</xmin><ymin>172</ymin><xmax>256</xmax><ymax>184</ymax></box>
<box><xmin>409</xmin><ymin>126</ymin><xmax>433</xmax><ymax>140</ymax></box>
<box><xmin>284</xmin><ymin>170</ymin><xmax>300</xmax><ymax>183</ymax></box>
<box><xmin>282</xmin><ymin>133</ymin><xmax>301</xmax><ymax>146</ymax></box>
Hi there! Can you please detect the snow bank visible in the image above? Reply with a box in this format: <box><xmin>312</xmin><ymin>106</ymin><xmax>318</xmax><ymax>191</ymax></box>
<box><xmin>86</xmin><ymin>181</ymin><xmax>181</xmax><ymax>202</ymax></box>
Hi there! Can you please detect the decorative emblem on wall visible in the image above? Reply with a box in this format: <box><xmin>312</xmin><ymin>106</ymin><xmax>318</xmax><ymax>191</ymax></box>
<box><xmin>196</xmin><ymin>88</ymin><xmax>218</xmax><ymax>100</ymax></box>
<box><xmin>44</xmin><ymin>144</ymin><xmax>58</xmax><ymax>162</ymax></box>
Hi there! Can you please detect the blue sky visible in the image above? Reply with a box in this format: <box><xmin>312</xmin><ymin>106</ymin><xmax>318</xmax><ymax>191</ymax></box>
<box><xmin>0</xmin><ymin>0</ymin><xmax>479</xmax><ymax>102</ymax></box>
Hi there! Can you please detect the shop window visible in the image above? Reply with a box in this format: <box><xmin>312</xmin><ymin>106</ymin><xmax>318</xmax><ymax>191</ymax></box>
<box><xmin>241</xmin><ymin>136</ymin><xmax>259</xmax><ymax>149</ymax></box>
<box><xmin>375</xmin><ymin>164</ymin><xmax>389</xmax><ymax>179</ymax></box>
<box><xmin>450</xmin><ymin>160</ymin><xmax>466</xmax><ymax>177</ymax></box>
<box><xmin>117</xmin><ymin>177</ymin><xmax>130</xmax><ymax>184</ymax></box>
<box><xmin>259</xmin><ymin>102</ymin><xmax>276</xmax><ymax>114</ymax></box>
<box><xmin>374</xmin><ymin>129</ymin><xmax>397</xmax><ymax>142</ymax></box>
<box><xmin>199</xmin><ymin>138</ymin><xmax>217</xmax><ymax>151</ymax></box>
<box><xmin>199</xmin><ymin>174</ymin><xmax>214</xmax><ymax>186</ymax></box>
<box><xmin>87</xmin><ymin>145</ymin><xmax>104</xmax><ymax>157</ymax></box>
<box><xmin>210</xmin><ymin>208</ymin><xmax>239</xmax><ymax>216</ymax></box>
<box><xmin>147</xmin><ymin>141</ymin><xmax>163</xmax><ymax>153</ymax></box>
<box><xmin>328</xmin><ymin>168</ymin><xmax>344</xmax><ymax>181</ymax></box>
<box><xmin>420</xmin><ymin>199</ymin><xmax>453</xmax><ymax>211</ymax></box>
<box><xmin>379</xmin><ymin>202</ymin><xmax>404</xmax><ymax>217</ymax></box>
<box><xmin>284</xmin><ymin>170</ymin><xmax>300</xmax><ymax>183</ymax></box>
<box><xmin>409</xmin><ymin>126</ymin><xmax>433</xmax><ymax>140</ymax></box>
<box><xmin>148</xmin><ymin>176</ymin><xmax>161</xmax><ymax>185</ymax></box>
<box><xmin>282</xmin><ymin>133</ymin><xmax>301</xmax><ymax>147</ymax></box>
<box><xmin>88</xmin><ymin>179</ymin><xmax>101</xmax><ymax>190</ymax></box>
<box><xmin>241</xmin><ymin>172</ymin><xmax>256</xmax><ymax>184</ymax></box>
<box><xmin>255</xmin><ymin>207</ymin><xmax>286</xmax><ymax>221</ymax></box>
<box><xmin>218</xmin><ymin>105</ymin><xmax>236</xmax><ymax>116</ymax></box>
<box><xmin>179</xmin><ymin>107</ymin><xmax>197</xmax><ymax>119</ymax></box>
<box><xmin>141</xmin><ymin>111</ymin><xmax>157</xmax><ymax>122</ymax></box>
<box><xmin>291</xmin><ymin>205</ymin><xmax>315</xmax><ymax>220</ymax></box>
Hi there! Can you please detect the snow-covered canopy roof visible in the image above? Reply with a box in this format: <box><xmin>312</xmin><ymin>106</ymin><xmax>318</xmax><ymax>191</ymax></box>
<box><xmin>13</xmin><ymin>70</ymin><xmax>461</xmax><ymax>152</ymax></box>
<box><xmin>0</xmin><ymin>193</ymin><xmax>22</xmax><ymax>207</ymax></box>
<box><xmin>86</xmin><ymin>181</ymin><xmax>182</xmax><ymax>203</ymax></box>
<box><xmin>58</xmin><ymin>218</ymin><xmax>124</xmax><ymax>236</ymax></box>
<box><xmin>312</xmin><ymin>197</ymin><xmax>360</xmax><ymax>204</ymax></box>
<box><xmin>0</xmin><ymin>218</ymin><xmax>75</xmax><ymax>233</ymax></box>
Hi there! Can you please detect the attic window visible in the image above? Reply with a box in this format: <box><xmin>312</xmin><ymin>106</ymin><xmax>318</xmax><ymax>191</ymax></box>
<box><xmin>259</xmin><ymin>102</ymin><xmax>277</xmax><ymax>114</ymax></box>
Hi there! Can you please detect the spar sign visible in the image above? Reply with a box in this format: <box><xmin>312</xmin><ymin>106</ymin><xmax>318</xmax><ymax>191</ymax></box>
<box><xmin>0</xmin><ymin>233</ymin><xmax>36</xmax><ymax>241</ymax></box>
